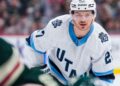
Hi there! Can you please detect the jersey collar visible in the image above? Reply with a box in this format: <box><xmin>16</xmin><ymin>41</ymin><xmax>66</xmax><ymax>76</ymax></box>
<box><xmin>69</xmin><ymin>22</ymin><xmax>94</xmax><ymax>46</ymax></box>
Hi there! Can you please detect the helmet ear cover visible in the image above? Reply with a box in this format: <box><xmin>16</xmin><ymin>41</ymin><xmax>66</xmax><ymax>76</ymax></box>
<box><xmin>92</xmin><ymin>10</ymin><xmax>95</xmax><ymax>15</ymax></box>
<box><xmin>71</xmin><ymin>10</ymin><xmax>74</xmax><ymax>14</ymax></box>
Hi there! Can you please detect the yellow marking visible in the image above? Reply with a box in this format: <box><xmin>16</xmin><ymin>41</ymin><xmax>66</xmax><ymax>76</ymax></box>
<box><xmin>114</xmin><ymin>68</ymin><xmax>120</xmax><ymax>75</ymax></box>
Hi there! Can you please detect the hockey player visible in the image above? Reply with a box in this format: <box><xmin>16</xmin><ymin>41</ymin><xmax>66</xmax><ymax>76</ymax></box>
<box><xmin>24</xmin><ymin>0</ymin><xmax>115</xmax><ymax>85</ymax></box>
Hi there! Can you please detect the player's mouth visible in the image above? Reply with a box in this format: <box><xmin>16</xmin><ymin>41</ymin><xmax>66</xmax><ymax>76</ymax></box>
<box><xmin>80</xmin><ymin>24</ymin><xmax>86</xmax><ymax>26</ymax></box>
<box><xmin>79</xmin><ymin>24</ymin><xmax>87</xmax><ymax>29</ymax></box>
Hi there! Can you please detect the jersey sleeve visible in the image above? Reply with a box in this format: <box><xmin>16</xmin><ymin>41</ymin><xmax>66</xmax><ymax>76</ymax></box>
<box><xmin>26</xmin><ymin>15</ymin><xmax>67</xmax><ymax>54</ymax></box>
<box><xmin>92</xmin><ymin>46</ymin><xmax>114</xmax><ymax>76</ymax></box>
<box><xmin>91</xmin><ymin>32</ymin><xmax>115</xmax><ymax>83</ymax></box>
<box><xmin>21</xmin><ymin>44</ymin><xmax>45</xmax><ymax>68</ymax></box>
<box><xmin>26</xmin><ymin>20</ymin><xmax>54</xmax><ymax>54</ymax></box>
<box><xmin>24</xmin><ymin>20</ymin><xmax>55</xmax><ymax>67</ymax></box>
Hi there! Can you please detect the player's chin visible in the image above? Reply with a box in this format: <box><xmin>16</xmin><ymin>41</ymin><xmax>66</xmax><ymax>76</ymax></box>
<box><xmin>79</xmin><ymin>26</ymin><xmax>88</xmax><ymax>31</ymax></box>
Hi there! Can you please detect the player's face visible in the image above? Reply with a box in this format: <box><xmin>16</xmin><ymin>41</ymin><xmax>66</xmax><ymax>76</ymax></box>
<box><xmin>72</xmin><ymin>10</ymin><xmax>95</xmax><ymax>38</ymax></box>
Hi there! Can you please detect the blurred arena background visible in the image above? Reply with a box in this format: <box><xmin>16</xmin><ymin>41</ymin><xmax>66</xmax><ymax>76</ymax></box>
<box><xmin>0</xmin><ymin>0</ymin><xmax>120</xmax><ymax>63</ymax></box>
<box><xmin>0</xmin><ymin>0</ymin><xmax>120</xmax><ymax>85</ymax></box>
<box><xmin>0</xmin><ymin>0</ymin><xmax>120</xmax><ymax>34</ymax></box>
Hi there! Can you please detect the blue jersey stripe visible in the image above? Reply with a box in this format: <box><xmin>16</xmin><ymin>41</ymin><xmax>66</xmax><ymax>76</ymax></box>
<box><xmin>100</xmin><ymin>78</ymin><xmax>113</xmax><ymax>83</ymax></box>
<box><xmin>48</xmin><ymin>58</ymin><xmax>68</xmax><ymax>85</ymax></box>
<box><xmin>30</xmin><ymin>33</ymin><xmax>45</xmax><ymax>54</ymax></box>
<box><xmin>69</xmin><ymin>22</ymin><xmax>94</xmax><ymax>46</ymax></box>
<box><xmin>93</xmin><ymin>70</ymin><xmax>114</xmax><ymax>76</ymax></box>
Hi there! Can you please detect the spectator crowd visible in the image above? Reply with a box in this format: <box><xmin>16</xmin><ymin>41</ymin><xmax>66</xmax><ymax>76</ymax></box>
<box><xmin>0</xmin><ymin>0</ymin><xmax>120</xmax><ymax>35</ymax></box>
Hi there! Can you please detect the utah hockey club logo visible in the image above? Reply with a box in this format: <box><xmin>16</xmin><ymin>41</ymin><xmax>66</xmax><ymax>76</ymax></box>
<box><xmin>99</xmin><ymin>32</ymin><xmax>108</xmax><ymax>43</ymax></box>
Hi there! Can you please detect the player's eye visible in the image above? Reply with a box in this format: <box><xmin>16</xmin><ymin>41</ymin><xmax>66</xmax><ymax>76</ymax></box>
<box><xmin>85</xmin><ymin>14</ymin><xmax>90</xmax><ymax>17</ymax></box>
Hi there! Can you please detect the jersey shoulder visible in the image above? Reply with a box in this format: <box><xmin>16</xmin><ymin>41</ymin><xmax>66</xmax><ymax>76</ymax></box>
<box><xmin>92</xmin><ymin>22</ymin><xmax>111</xmax><ymax>45</ymax></box>
<box><xmin>27</xmin><ymin>14</ymin><xmax>71</xmax><ymax>53</ymax></box>
<box><xmin>88</xmin><ymin>22</ymin><xmax>112</xmax><ymax>60</ymax></box>
<box><xmin>47</xmin><ymin>14</ymin><xmax>71</xmax><ymax>29</ymax></box>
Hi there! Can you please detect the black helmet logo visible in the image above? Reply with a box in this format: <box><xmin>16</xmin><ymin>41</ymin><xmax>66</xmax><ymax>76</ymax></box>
<box><xmin>79</xmin><ymin>0</ymin><xmax>85</xmax><ymax>2</ymax></box>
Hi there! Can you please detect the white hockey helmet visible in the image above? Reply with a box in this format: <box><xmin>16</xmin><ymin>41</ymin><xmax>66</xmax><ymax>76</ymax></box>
<box><xmin>70</xmin><ymin>0</ymin><xmax>96</xmax><ymax>17</ymax></box>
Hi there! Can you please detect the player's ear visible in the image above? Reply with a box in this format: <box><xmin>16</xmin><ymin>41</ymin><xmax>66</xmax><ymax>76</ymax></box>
<box><xmin>92</xmin><ymin>14</ymin><xmax>95</xmax><ymax>21</ymax></box>
<box><xmin>91</xmin><ymin>10</ymin><xmax>96</xmax><ymax>21</ymax></box>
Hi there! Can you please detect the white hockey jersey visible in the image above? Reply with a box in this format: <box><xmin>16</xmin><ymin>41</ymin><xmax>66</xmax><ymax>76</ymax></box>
<box><xmin>27</xmin><ymin>14</ymin><xmax>114</xmax><ymax>85</ymax></box>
